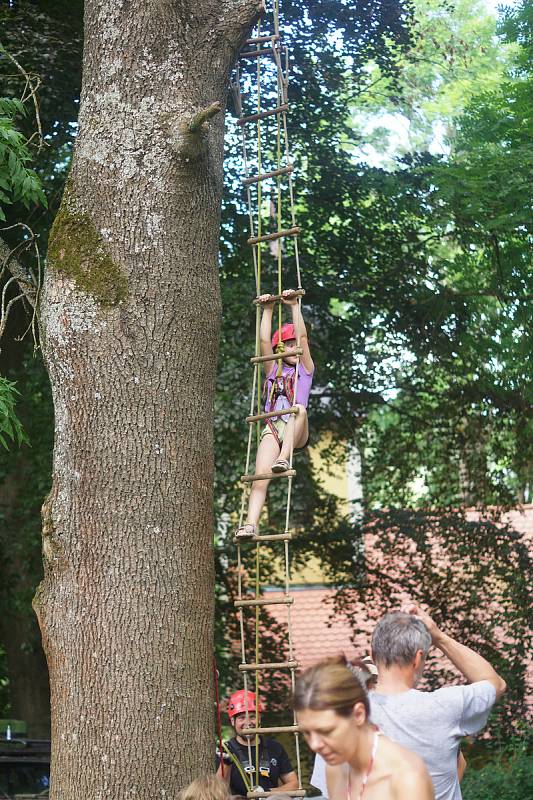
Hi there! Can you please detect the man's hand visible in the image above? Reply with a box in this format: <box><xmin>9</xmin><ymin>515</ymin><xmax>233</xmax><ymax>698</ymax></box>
<box><xmin>403</xmin><ymin>603</ymin><xmax>506</xmax><ymax>699</ymax></box>
<box><xmin>402</xmin><ymin>603</ymin><xmax>441</xmax><ymax>644</ymax></box>
<box><xmin>216</xmin><ymin>759</ymin><xmax>232</xmax><ymax>785</ymax></box>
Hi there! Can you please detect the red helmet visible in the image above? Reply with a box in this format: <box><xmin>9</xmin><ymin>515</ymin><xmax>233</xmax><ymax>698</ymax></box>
<box><xmin>272</xmin><ymin>323</ymin><xmax>296</xmax><ymax>349</ymax></box>
<box><xmin>227</xmin><ymin>690</ymin><xmax>264</xmax><ymax>720</ymax></box>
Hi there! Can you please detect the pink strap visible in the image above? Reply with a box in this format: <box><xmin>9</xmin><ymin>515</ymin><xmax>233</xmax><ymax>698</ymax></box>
<box><xmin>347</xmin><ymin>730</ymin><xmax>380</xmax><ymax>799</ymax></box>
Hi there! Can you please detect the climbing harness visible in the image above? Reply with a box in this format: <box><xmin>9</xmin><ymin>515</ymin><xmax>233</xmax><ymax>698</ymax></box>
<box><xmin>221</xmin><ymin>740</ymin><xmax>253</xmax><ymax>794</ymax></box>
<box><xmin>263</xmin><ymin>367</ymin><xmax>296</xmax><ymax>446</ymax></box>
<box><xmin>229</xmin><ymin>1</ymin><xmax>306</xmax><ymax>797</ymax></box>
<box><xmin>227</xmin><ymin>737</ymin><xmax>275</xmax><ymax>781</ymax></box>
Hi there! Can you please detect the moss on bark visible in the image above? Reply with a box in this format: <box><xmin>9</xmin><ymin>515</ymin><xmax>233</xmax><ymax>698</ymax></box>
<box><xmin>47</xmin><ymin>207</ymin><xmax>127</xmax><ymax>306</ymax></box>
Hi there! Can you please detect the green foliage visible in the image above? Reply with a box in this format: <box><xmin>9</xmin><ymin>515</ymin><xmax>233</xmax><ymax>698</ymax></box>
<box><xmin>462</xmin><ymin>742</ymin><xmax>533</xmax><ymax>800</ymax></box>
<box><xmin>0</xmin><ymin>353</ymin><xmax>52</xmax><ymax>727</ymax></box>
<box><xmin>0</xmin><ymin>1</ymin><xmax>78</xmax><ymax>728</ymax></box>
<box><xmin>214</xmin><ymin>0</ymin><xmax>416</xmax><ymax>701</ymax></box>
<box><xmin>0</xmin><ymin>1</ymin><xmax>81</xmax><ymax>238</ymax></box>
<box><xmin>356</xmin><ymin>0</ymin><xmax>533</xmax><ymax>508</ymax></box>
<box><xmin>0</xmin><ymin>84</ymin><xmax>47</xmax><ymax>220</ymax></box>
<box><xmin>349</xmin><ymin>0</ymin><xmax>515</xmax><ymax>158</ymax></box>
<box><xmin>0</xmin><ymin>0</ymin><xmax>530</xmax><ymax>741</ymax></box>
<box><xmin>213</xmin><ymin>4</ymin><xmax>533</xmax><ymax>729</ymax></box>
<box><xmin>0</xmin><ymin>376</ymin><xmax>27</xmax><ymax>450</ymax></box>
<box><xmin>0</xmin><ymin>354</ymin><xmax>52</xmax><ymax>618</ymax></box>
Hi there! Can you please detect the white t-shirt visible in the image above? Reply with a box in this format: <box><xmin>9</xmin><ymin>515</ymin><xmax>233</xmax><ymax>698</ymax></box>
<box><xmin>311</xmin><ymin>681</ymin><xmax>496</xmax><ymax>800</ymax></box>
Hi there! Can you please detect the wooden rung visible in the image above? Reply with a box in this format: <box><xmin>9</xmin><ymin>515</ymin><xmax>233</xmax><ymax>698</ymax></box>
<box><xmin>252</xmin><ymin>287</ymin><xmax>305</xmax><ymax>304</ymax></box>
<box><xmin>241</xmin><ymin>724</ymin><xmax>300</xmax><ymax>736</ymax></box>
<box><xmin>248</xmin><ymin>226</ymin><xmax>300</xmax><ymax>246</ymax></box>
<box><xmin>239</xmin><ymin>48</ymin><xmax>275</xmax><ymax>60</ymax></box>
<box><xmin>251</xmin><ymin>348</ymin><xmax>302</xmax><ymax>364</ymax></box>
<box><xmin>243</xmin><ymin>164</ymin><xmax>294</xmax><ymax>186</ymax></box>
<box><xmin>238</xmin><ymin>104</ymin><xmax>289</xmax><ymax>126</ymax></box>
<box><xmin>246</xmin><ymin>406</ymin><xmax>299</xmax><ymax>423</ymax></box>
<box><xmin>239</xmin><ymin>660</ymin><xmax>299</xmax><ymax>671</ymax></box>
<box><xmin>233</xmin><ymin>532</ymin><xmax>293</xmax><ymax>544</ymax></box>
<box><xmin>234</xmin><ymin>595</ymin><xmax>294</xmax><ymax>608</ymax></box>
<box><xmin>247</xmin><ymin>792</ymin><xmax>306</xmax><ymax>799</ymax></box>
<box><xmin>246</xmin><ymin>34</ymin><xmax>280</xmax><ymax>45</ymax></box>
<box><xmin>241</xmin><ymin>469</ymin><xmax>296</xmax><ymax>482</ymax></box>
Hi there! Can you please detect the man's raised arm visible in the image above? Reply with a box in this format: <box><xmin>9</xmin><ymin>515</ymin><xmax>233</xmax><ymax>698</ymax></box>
<box><xmin>404</xmin><ymin>604</ymin><xmax>507</xmax><ymax>700</ymax></box>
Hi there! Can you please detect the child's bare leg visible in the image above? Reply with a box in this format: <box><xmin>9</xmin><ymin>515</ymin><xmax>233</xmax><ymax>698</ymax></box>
<box><xmin>277</xmin><ymin>405</ymin><xmax>308</xmax><ymax>463</ymax></box>
<box><xmin>245</xmin><ymin>432</ymin><xmax>280</xmax><ymax>526</ymax></box>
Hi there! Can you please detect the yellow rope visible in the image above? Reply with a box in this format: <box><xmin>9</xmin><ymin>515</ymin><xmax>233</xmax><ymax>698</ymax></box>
<box><xmin>254</xmin><ymin>17</ymin><xmax>263</xmax><ymax>777</ymax></box>
<box><xmin>222</xmin><ymin>742</ymin><xmax>252</xmax><ymax>793</ymax></box>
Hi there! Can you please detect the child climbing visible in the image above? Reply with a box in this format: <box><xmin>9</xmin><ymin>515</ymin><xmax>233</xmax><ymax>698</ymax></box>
<box><xmin>236</xmin><ymin>288</ymin><xmax>314</xmax><ymax>539</ymax></box>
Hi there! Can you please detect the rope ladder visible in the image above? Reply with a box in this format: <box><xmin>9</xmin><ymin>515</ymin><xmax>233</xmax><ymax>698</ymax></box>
<box><xmin>230</xmin><ymin>2</ymin><xmax>306</xmax><ymax>797</ymax></box>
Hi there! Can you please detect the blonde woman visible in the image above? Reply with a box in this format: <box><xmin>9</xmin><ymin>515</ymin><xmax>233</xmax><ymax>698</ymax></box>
<box><xmin>294</xmin><ymin>659</ymin><xmax>434</xmax><ymax>800</ymax></box>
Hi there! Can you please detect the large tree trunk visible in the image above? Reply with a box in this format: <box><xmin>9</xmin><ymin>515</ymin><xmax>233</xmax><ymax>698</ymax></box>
<box><xmin>34</xmin><ymin>2</ymin><xmax>260</xmax><ymax>796</ymax></box>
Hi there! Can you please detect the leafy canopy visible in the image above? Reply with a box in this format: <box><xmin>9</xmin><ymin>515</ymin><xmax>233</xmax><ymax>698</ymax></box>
<box><xmin>0</xmin><ymin>94</ymin><xmax>46</xmax><ymax>221</ymax></box>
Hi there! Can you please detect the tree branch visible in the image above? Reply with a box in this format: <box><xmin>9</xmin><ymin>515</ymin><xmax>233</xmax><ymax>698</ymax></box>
<box><xmin>186</xmin><ymin>101</ymin><xmax>222</xmax><ymax>133</ymax></box>
<box><xmin>0</xmin><ymin>236</ymin><xmax>37</xmax><ymax>307</ymax></box>
<box><xmin>165</xmin><ymin>101</ymin><xmax>224</xmax><ymax>162</ymax></box>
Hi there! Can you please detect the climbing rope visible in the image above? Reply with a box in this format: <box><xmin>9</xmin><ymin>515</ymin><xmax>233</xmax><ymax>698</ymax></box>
<box><xmin>230</xmin><ymin>2</ymin><xmax>306</xmax><ymax>797</ymax></box>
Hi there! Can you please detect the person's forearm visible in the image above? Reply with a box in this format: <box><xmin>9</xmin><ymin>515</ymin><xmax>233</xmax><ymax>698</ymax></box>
<box><xmin>273</xmin><ymin>776</ymin><xmax>299</xmax><ymax>792</ymax></box>
<box><xmin>290</xmin><ymin>302</ymin><xmax>307</xmax><ymax>339</ymax></box>
<box><xmin>434</xmin><ymin>630</ymin><xmax>506</xmax><ymax>696</ymax></box>
<box><xmin>216</xmin><ymin>762</ymin><xmax>231</xmax><ymax>785</ymax></box>
<box><xmin>260</xmin><ymin>306</ymin><xmax>274</xmax><ymax>343</ymax></box>
<box><xmin>457</xmin><ymin>751</ymin><xmax>467</xmax><ymax>783</ymax></box>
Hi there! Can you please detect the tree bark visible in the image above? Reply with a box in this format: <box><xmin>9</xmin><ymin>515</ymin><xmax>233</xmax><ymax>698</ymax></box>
<box><xmin>34</xmin><ymin>2</ymin><xmax>261</xmax><ymax>796</ymax></box>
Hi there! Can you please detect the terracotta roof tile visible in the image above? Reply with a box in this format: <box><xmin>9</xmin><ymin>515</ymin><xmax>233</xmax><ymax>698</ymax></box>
<box><xmin>265</xmin><ymin>587</ymin><xmax>371</xmax><ymax>669</ymax></box>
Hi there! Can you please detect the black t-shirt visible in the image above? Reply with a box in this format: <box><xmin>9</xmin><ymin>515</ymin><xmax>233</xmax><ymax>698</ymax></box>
<box><xmin>220</xmin><ymin>736</ymin><xmax>293</xmax><ymax>796</ymax></box>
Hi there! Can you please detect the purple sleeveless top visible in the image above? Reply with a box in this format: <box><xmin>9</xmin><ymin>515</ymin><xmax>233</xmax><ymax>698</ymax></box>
<box><xmin>264</xmin><ymin>362</ymin><xmax>314</xmax><ymax>422</ymax></box>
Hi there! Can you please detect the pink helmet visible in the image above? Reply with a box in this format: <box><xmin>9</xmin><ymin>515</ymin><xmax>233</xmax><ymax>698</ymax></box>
<box><xmin>227</xmin><ymin>689</ymin><xmax>264</xmax><ymax>720</ymax></box>
<box><xmin>272</xmin><ymin>323</ymin><xmax>296</xmax><ymax>349</ymax></box>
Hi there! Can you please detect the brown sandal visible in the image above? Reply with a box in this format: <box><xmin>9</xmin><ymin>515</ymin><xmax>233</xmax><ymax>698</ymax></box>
<box><xmin>235</xmin><ymin>522</ymin><xmax>257</xmax><ymax>539</ymax></box>
<box><xmin>271</xmin><ymin>458</ymin><xmax>290</xmax><ymax>473</ymax></box>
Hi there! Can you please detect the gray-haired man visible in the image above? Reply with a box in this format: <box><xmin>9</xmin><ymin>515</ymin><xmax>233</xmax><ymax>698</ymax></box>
<box><xmin>311</xmin><ymin>605</ymin><xmax>506</xmax><ymax>800</ymax></box>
